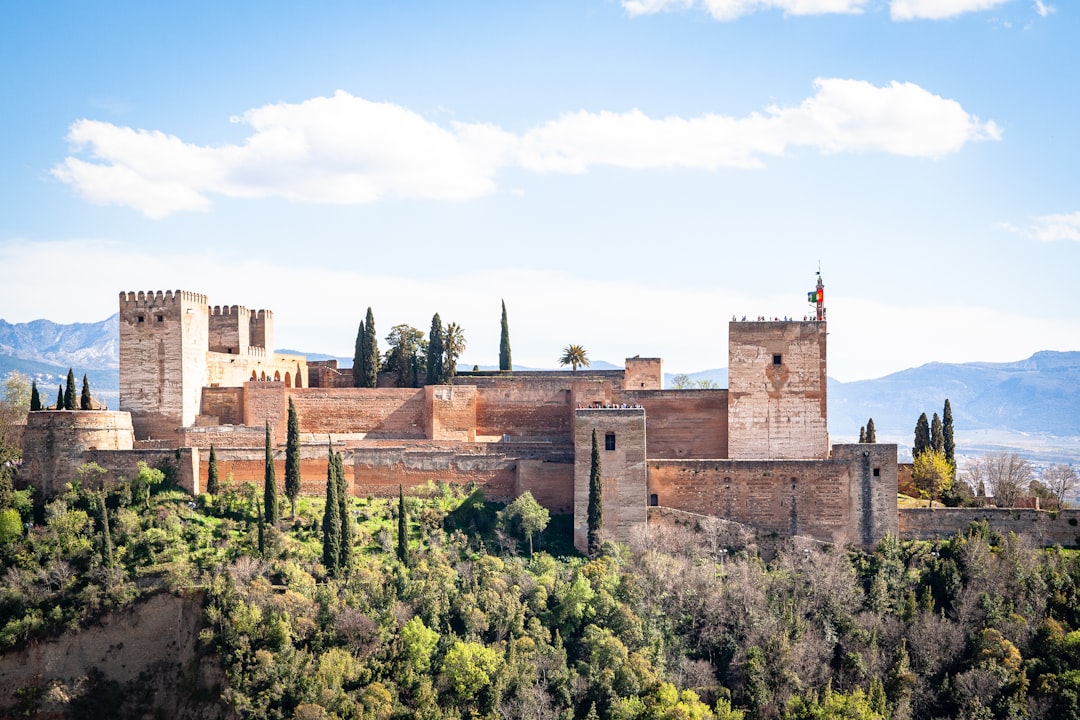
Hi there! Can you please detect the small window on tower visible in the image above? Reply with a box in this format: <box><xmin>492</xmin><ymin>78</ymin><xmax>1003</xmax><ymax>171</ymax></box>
<box><xmin>873</xmin><ymin>467</ymin><xmax>881</xmax><ymax>477</ymax></box>
<box><xmin>649</xmin><ymin>493</ymin><xmax>658</xmax><ymax>507</ymax></box>
<box><xmin>155</xmin><ymin>314</ymin><xmax>164</xmax><ymax>323</ymax></box>
<box><xmin>137</xmin><ymin>315</ymin><xmax>144</xmax><ymax>323</ymax></box>
<box><xmin>605</xmin><ymin>432</ymin><xmax>616</xmax><ymax>451</ymax></box>
<box><xmin>773</xmin><ymin>354</ymin><xmax>782</xmax><ymax>366</ymax></box>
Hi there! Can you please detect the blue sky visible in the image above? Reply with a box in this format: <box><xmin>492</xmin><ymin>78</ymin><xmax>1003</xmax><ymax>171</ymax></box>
<box><xmin>1</xmin><ymin>0</ymin><xmax>1077</xmax><ymax>381</ymax></box>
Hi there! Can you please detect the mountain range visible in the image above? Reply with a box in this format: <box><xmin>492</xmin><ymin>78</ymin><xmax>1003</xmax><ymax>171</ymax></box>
<box><xmin>2</xmin><ymin>316</ymin><xmax>1077</xmax><ymax>463</ymax></box>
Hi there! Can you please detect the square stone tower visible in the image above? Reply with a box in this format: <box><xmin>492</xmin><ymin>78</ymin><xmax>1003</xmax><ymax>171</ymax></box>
<box><xmin>573</xmin><ymin>408</ymin><xmax>647</xmax><ymax>552</ymax></box>
<box><xmin>119</xmin><ymin>290</ymin><xmax>210</xmax><ymax>440</ymax></box>
<box><xmin>727</xmin><ymin>320</ymin><xmax>828</xmax><ymax>460</ymax></box>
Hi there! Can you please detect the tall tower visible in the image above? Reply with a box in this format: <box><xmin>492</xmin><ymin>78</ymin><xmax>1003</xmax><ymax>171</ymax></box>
<box><xmin>726</xmin><ymin>276</ymin><xmax>828</xmax><ymax>459</ymax></box>
<box><xmin>118</xmin><ymin>290</ymin><xmax>210</xmax><ymax>440</ymax></box>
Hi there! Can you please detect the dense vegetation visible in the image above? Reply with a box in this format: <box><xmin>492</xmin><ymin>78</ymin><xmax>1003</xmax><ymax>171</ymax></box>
<box><xmin>2</xmin><ymin>463</ymin><xmax>1080</xmax><ymax>720</ymax></box>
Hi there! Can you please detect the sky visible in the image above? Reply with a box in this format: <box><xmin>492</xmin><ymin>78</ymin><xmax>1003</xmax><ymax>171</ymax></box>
<box><xmin>1</xmin><ymin>0</ymin><xmax>1078</xmax><ymax>382</ymax></box>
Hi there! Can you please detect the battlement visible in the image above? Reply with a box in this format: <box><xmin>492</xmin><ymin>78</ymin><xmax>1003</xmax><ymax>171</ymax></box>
<box><xmin>210</xmin><ymin>304</ymin><xmax>250</xmax><ymax>317</ymax></box>
<box><xmin>119</xmin><ymin>289</ymin><xmax>208</xmax><ymax>308</ymax></box>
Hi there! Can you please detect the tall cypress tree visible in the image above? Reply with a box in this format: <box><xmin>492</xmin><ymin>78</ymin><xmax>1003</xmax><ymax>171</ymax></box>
<box><xmin>499</xmin><ymin>300</ymin><xmax>512</xmax><ymax>372</ymax></box>
<box><xmin>98</xmin><ymin>492</ymin><xmax>113</xmax><ymax>568</ymax></box>
<box><xmin>858</xmin><ymin>426</ymin><xmax>866</xmax><ymax>443</ymax></box>
<box><xmin>930</xmin><ymin>412</ymin><xmax>943</xmax><ymax>453</ymax></box>
<box><xmin>942</xmin><ymin>399</ymin><xmax>955</xmax><ymax>466</ymax></box>
<box><xmin>63</xmin><ymin>369</ymin><xmax>76</xmax><ymax>410</ymax></box>
<box><xmin>264</xmin><ymin>422</ymin><xmax>280</xmax><ymax>526</ymax></box>
<box><xmin>914</xmin><ymin>413</ymin><xmax>931</xmax><ymax>457</ymax></box>
<box><xmin>426</xmin><ymin>313</ymin><xmax>445</xmax><ymax>385</ymax></box>
<box><xmin>322</xmin><ymin>441</ymin><xmax>342</xmax><ymax>576</ymax></box>
<box><xmin>397</xmin><ymin>484</ymin><xmax>408</xmax><ymax>564</ymax></box>
<box><xmin>336</xmin><ymin>450</ymin><xmax>352</xmax><ymax>574</ymax></box>
<box><xmin>352</xmin><ymin>320</ymin><xmax>366</xmax><ymax>388</ymax></box>
<box><xmin>363</xmin><ymin>307</ymin><xmax>379</xmax><ymax>388</ymax></box>
<box><xmin>587</xmin><ymin>428</ymin><xmax>603</xmax><ymax>556</ymax></box>
<box><xmin>285</xmin><ymin>398</ymin><xmax>301</xmax><ymax>516</ymax></box>
<box><xmin>56</xmin><ymin>385</ymin><xmax>64</xmax><ymax>410</ymax></box>
<box><xmin>80</xmin><ymin>374</ymin><xmax>92</xmax><ymax>410</ymax></box>
<box><xmin>866</xmin><ymin>418</ymin><xmax>876</xmax><ymax>443</ymax></box>
<box><xmin>207</xmin><ymin>444</ymin><xmax>220</xmax><ymax>495</ymax></box>
<box><xmin>30</xmin><ymin>381</ymin><xmax>41</xmax><ymax>412</ymax></box>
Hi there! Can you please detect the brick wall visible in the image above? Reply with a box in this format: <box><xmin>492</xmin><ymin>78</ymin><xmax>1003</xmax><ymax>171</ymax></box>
<box><xmin>20</xmin><ymin>411</ymin><xmax>135</xmax><ymax>496</ymax></box>
<box><xmin>624</xmin><ymin>358</ymin><xmax>663</xmax><ymax>390</ymax></box>
<box><xmin>200</xmin><ymin>387</ymin><xmax>244</xmax><ymax>426</ymax></box>
<box><xmin>288</xmin><ymin>387</ymin><xmax>427</xmax><ymax>438</ymax></box>
<box><xmin>476</xmin><ymin>382</ymin><xmax>574</xmax><ymax>440</ymax></box>
<box><xmin>516</xmin><ymin>459</ymin><xmax>574</xmax><ymax>513</ymax></box>
<box><xmin>426</xmin><ymin>385</ymin><xmax>477</xmax><ymax>441</ymax></box>
<box><xmin>244</xmin><ymin>382</ymin><xmax>288</xmax><ymax>443</ymax></box>
<box><xmin>621</xmin><ymin>390</ymin><xmax>727</xmax><ymax>459</ymax></box>
<box><xmin>899</xmin><ymin>507</ymin><xmax>1080</xmax><ymax>546</ymax></box>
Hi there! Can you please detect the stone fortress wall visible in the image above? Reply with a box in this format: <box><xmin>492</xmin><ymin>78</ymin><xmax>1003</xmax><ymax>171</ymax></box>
<box><xmin>22</xmin><ymin>284</ymin><xmax>1068</xmax><ymax>553</ymax></box>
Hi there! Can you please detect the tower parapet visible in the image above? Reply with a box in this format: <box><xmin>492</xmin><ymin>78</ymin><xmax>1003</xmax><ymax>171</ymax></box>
<box><xmin>249</xmin><ymin>309</ymin><xmax>274</xmax><ymax>351</ymax></box>
<box><xmin>209</xmin><ymin>304</ymin><xmax>251</xmax><ymax>354</ymax></box>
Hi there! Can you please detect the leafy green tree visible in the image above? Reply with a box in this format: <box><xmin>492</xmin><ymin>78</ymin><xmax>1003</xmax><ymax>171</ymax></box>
<box><xmin>80</xmin><ymin>373</ymin><xmax>92</xmax><ymax>410</ymax></box>
<box><xmin>131</xmin><ymin>461</ymin><xmax>165</xmax><ymax>508</ymax></box>
<box><xmin>913</xmin><ymin>448</ymin><xmax>954</xmax><ymax>508</ymax></box>
<box><xmin>285</xmin><ymin>398</ymin><xmax>301</xmax><ymax>516</ymax></box>
<box><xmin>499</xmin><ymin>299</ymin><xmax>512</xmax><ymax>372</ymax></box>
<box><xmin>930</xmin><ymin>412</ymin><xmax>943</xmax><ymax>453</ymax></box>
<box><xmin>0</xmin><ymin>508</ymin><xmax>22</xmax><ymax>544</ymax></box>
<box><xmin>206</xmin><ymin>444</ymin><xmax>220</xmax><ymax>495</ymax></box>
<box><xmin>443</xmin><ymin>322</ymin><xmax>466</xmax><ymax>383</ymax></box>
<box><xmin>400</xmin><ymin>616</ymin><xmax>439</xmax><ymax>673</ymax></box>
<box><xmin>362</xmin><ymin>307</ymin><xmax>379</xmax><ymax>388</ymax></box>
<box><xmin>397</xmin><ymin>484</ymin><xmax>408</xmax><ymax>564</ymax></box>
<box><xmin>384</xmin><ymin>324</ymin><xmax>425</xmax><ymax>388</ymax></box>
<box><xmin>30</xmin><ymin>380</ymin><xmax>41</xmax><ymax>411</ymax></box>
<box><xmin>64</xmin><ymin>368</ymin><xmax>76</xmax><ymax>410</ymax></box>
<box><xmin>866</xmin><ymin>417</ymin><xmax>876</xmax><ymax>443</ymax></box>
<box><xmin>502</xmin><ymin>491</ymin><xmax>550</xmax><ymax>556</ymax></box>
<box><xmin>942</xmin><ymin>399</ymin><xmax>955</xmax><ymax>465</ymax></box>
<box><xmin>559</xmin><ymin>344</ymin><xmax>590</xmax><ymax>373</ymax></box>
<box><xmin>264</xmin><ymin>422</ymin><xmax>279</xmax><ymax>526</ymax></box>
<box><xmin>913</xmin><ymin>413</ymin><xmax>930</xmax><ymax>457</ymax></box>
<box><xmin>588</xmin><ymin>428</ymin><xmax>603</xmax><ymax>556</ymax></box>
<box><xmin>426</xmin><ymin>313</ymin><xmax>444</xmax><ymax>385</ymax></box>
<box><xmin>322</xmin><ymin>442</ymin><xmax>342</xmax><ymax>576</ymax></box>
<box><xmin>335</xmin><ymin>449</ymin><xmax>352</xmax><ymax>574</ymax></box>
<box><xmin>441</xmin><ymin>640</ymin><xmax>501</xmax><ymax>704</ymax></box>
<box><xmin>97</xmin><ymin>491</ymin><xmax>113</xmax><ymax>567</ymax></box>
<box><xmin>352</xmin><ymin>319</ymin><xmax>366</xmax><ymax>388</ymax></box>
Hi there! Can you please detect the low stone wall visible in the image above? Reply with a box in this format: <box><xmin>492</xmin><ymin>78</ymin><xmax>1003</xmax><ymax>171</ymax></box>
<box><xmin>899</xmin><ymin>507</ymin><xmax>1080</xmax><ymax>546</ymax></box>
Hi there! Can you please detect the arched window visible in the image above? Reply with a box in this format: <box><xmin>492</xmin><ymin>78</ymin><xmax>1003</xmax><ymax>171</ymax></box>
<box><xmin>274</xmin><ymin>371</ymin><xmax>281</xmax><ymax>382</ymax></box>
<box><xmin>284</xmin><ymin>372</ymin><xmax>292</xmax><ymax>388</ymax></box>
<box><xmin>251</xmin><ymin>371</ymin><xmax>257</xmax><ymax>381</ymax></box>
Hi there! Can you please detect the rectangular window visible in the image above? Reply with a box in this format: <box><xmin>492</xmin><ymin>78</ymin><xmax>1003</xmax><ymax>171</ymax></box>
<box><xmin>137</xmin><ymin>315</ymin><xmax>144</xmax><ymax>323</ymax></box>
<box><xmin>155</xmin><ymin>314</ymin><xmax>164</xmax><ymax>323</ymax></box>
<box><xmin>605</xmin><ymin>432</ymin><xmax>616</xmax><ymax>451</ymax></box>
<box><xmin>772</xmin><ymin>354</ymin><xmax>782</xmax><ymax>366</ymax></box>
<box><xmin>873</xmin><ymin>467</ymin><xmax>881</xmax><ymax>477</ymax></box>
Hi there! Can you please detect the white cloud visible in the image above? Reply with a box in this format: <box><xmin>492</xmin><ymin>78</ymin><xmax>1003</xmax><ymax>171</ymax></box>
<box><xmin>1033</xmin><ymin>0</ymin><xmax>1054</xmax><ymax>17</ymax></box>
<box><xmin>889</xmin><ymin>0</ymin><xmax>1011</xmax><ymax>21</ymax></box>
<box><xmin>1028</xmin><ymin>212</ymin><xmax>1080</xmax><ymax>242</ymax></box>
<box><xmin>623</xmin><ymin>0</ymin><xmax>868</xmax><ymax>20</ymax></box>
<box><xmin>53</xmin><ymin>82</ymin><xmax>1000</xmax><ymax>217</ymax></box>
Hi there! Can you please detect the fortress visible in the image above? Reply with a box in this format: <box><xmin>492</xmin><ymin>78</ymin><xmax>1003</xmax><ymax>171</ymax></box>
<box><xmin>20</xmin><ymin>278</ymin><xmax>917</xmax><ymax>551</ymax></box>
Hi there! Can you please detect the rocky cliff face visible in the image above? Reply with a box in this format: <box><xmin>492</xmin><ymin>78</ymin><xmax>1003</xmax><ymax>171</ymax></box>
<box><xmin>0</xmin><ymin>592</ymin><xmax>228</xmax><ymax>719</ymax></box>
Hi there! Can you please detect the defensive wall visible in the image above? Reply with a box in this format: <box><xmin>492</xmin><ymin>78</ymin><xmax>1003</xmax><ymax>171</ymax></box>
<box><xmin>899</xmin><ymin>507</ymin><xmax>1080</xmax><ymax>546</ymax></box>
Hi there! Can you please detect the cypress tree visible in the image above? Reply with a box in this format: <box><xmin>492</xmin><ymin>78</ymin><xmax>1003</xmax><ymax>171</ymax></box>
<box><xmin>914</xmin><ymin>413</ymin><xmax>931</xmax><ymax>457</ymax></box>
<box><xmin>64</xmin><ymin>369</ymin><xmax>76</xmax><ymax>410</ymax></box>
<box><xmin>397</xmin><ymin>484</ymin><xmax>408</xmax><ymax>564</ymax></box>
<box><xmin>207</xmin><ymin>445</ymin><xmax>220</xmax><ymax>495</ymax></box>
<box><xmin>285</xmin><ymin>398</ymin><xmax>301</xmax><ymax>516</ymax></box>
<box><xmin>263</xmin><ymin>422</ymin><xmax>280</xmax><ymax>525</ymax></box>
<box><xmin>930</xmin><ymin>412</ymin><xmax>943</xmax><ymax>453</ymax></box>
<box><xmin>363</xmin><ymin>307</ymin><xmax>379</xmax><ymax>388</ymax></box>
<box><xmin>56</xmin><ymin>385</ymin><xmax>64</xmax><ymax>410</ymax></box>
<box><xmin>322</xmin><ymin>442</ymin><xmax>341</xmax><ymax>576</ymax></box>
<box><xmin>942</xmin><ymin>399</ymin><xmax>955</xmax><ymax>465</ymax></box>
<box><xmin>426</xmin><ymin>313</ymin><xmax>444</xmax><ymax>385</ymax></box>
<box><xmin>257</xmin><ymin>499</ymin><xmax>266</xmax><ymax>556</ymax></box>
<box><xmin>98</xmin><ymin>492</ymin><xmax>113</xmax><ymax>568</ymax></box>
<box><xmin>80</xmin><ymin>373</ymin><xmax>92</xmax><ymax>410</ymax></box>
<box><xmin>336</xmin><ymin>450</ymin><xmax>352</xmax><ymax>574</ymax></box>
<box><xmin>866</xmin><ymin>418</ymin><xmax>876</xmax><ymax>443</ymax></box>
<box><xmin>858</xmin><ymin>426</ymin><xmax>866</xmax><ymax>443</ymax></box>
<box><xmin>587</xmin><ymin>428</ymin><xmax>603</xmax><ymax>556</ymax></box>
<box><xmin>499</xmin><ymin>300</ymin><xmax>512</xmax><ymax>372</ymax></box>
<box><xmin>358</xmin><ymin>321</ymin><xmax>371</xmax><ymax>388</ymax></box>
<box><xmin>30</xmin><ymin>381</ymin><xmax>41</xmax><ymax>411</ymax></box>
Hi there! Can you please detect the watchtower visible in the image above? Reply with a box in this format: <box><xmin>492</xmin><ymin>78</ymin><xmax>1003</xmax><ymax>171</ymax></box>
<box><xmin>119</xmin><ymin>290</ymin><xmax>210</xmax><ymax>440</ymax></box>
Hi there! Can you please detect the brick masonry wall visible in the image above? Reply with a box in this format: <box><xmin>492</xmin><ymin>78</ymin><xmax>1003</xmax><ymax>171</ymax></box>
<box><xmin>476</xmin><ymin>383</ymin><xmax>575</xmax><ymax>440</ymax></box>
<box><xmin>899</xmin><ymin>507</ymin><xmax>1080</xmax><ymax>546</ymax></box>
<box><xmin>427</xmin><ymin>385</ymin><xmax>477</xmax><ymax>441</ymax></box>
<box><xmin>624</xmin><ymin>358</ymin><xmax>663</xmax><ymax>390</ymax></box>
<box><xmin>200</xmin><ymin>387</ymin><xmax>244</xmax><ymax>426</ymax></box>
<box><xmin>516</xmin><ymin>459</ymin><xmax>574</xmax><ymax>513</ymax></box>
<box><xmin>620</xmin><ymin>390</ymin><xmax>728</xmax><ymax>459</ymax></box>
<box><xmin>20</xmin><ymin>411</ymin><xmax>135</xmax><ymax>496</ymax></box>
<box><xmin>244</xmin><ymin>382</ymin><xmax>288</xmax><ymax>443</ymax></box>
<box><xmin>288</xmin><ymin>387</ymin><xmax>427</xmax><ymax>438</ymax></box>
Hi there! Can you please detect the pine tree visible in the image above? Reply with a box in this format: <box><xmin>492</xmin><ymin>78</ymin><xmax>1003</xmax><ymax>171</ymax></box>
<box><xmin>363</xmin><ymin>307</ymin><xmax>379</xmax><ymax>388</ymax></box>
<box><xmin>426</xmin><ymin>313</ymin><xmax>444</xmax><ymax>385</ymax></box>
<box><xmin>80</xmin><ymin>373</ymin><xmax>92</xmax><ymax>410</ymax></box>
<box><xmin>56</xmin><ymin>385</ymin><xmax>64</xmax><ymax>410</ymax></box>
<box><xmin>207</xmin><ymin>445</ymin><xmax>220</xmax><ymax>495</ymax></box>
<box><xmin>859</xmin><ymin>426</ymin><xmax>866</xmax><ymax>443</ymax></box>
<box><xmin>914</xmin><ymin>413</ymin><xmax>931</xmax><ymax>457</ymax></box>
<box><xmin>397</xmin><ymin>483</ymin><xmax>408</xmax><ymax>564</ymax></box>
<box><xmin>866</xmin><ymin>417</ymin><xmax>876</xmax><ymax>443</ymax></box>
<box><xmin>587</xmin><ymin>428</ymin><xmax>603</xmax><ymax>556</ymax></box>
<box><xmin>942</xmin><ymin>399</ymin><xmax>955</xmax><ymax>466</ymax></box>
<box><xmin>64</xmin><ymin>369</ymin><xmax>76</xmax><ymax>410</ymax></box>
<box><xmin>930</xmin><ymin>412</ymin><xmax>943</xmax><ymax>453</ymax></box>
<box><xmin>263</xmin><ymin>422</ymin><xmax>280</xmax><ymax>526</ymax></box>
<box><xmin>352</xmin><ymin>320</ymin><xmax>365</xmax><ymax>388</ymax></box>
<box><xmin>336</xmin><ymin>449</ymin><xmax>352</xmax><ymax>574</ymax></box>
<box><xmin>285</xmin><ymin>398</ymin><xmax>301</xmax><ymax>516</ymax></box>
<box><xmin>30</xmin><ymin>381</ymin><xmax>41</xmax><ymax>412</ymax></box>
<box><xmin>499</xmin><ymin>300</ymin><xmax>512</xmax><ymax>372</ymax></box>
<box><xmin>322</xmin><ymin>441</ymin><xmax>342</xmax><ymax>576</ymax></box>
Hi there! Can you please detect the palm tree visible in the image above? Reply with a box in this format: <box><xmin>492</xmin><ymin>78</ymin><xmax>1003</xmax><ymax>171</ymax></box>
<box><xmin>443</xmin><ymin>322</ymin><xmax>466</xmax><ymax>382</ymax></box>
<box><xmin>559</xmin><ymin>344</ymin><xmax>589</xmax><ymax>373</ymax></box>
